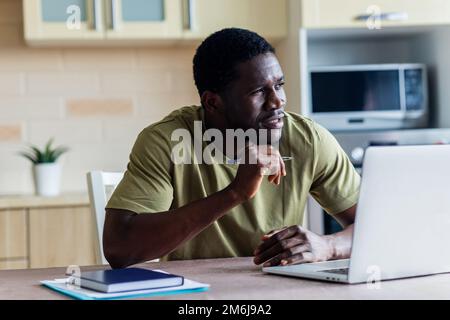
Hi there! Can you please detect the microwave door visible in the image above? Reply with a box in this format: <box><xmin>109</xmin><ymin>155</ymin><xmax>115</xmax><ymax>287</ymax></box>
<box><xmin>310</xmin><ymin>69</ymin><xmax>403</xmax><ymax>114</ymax></box>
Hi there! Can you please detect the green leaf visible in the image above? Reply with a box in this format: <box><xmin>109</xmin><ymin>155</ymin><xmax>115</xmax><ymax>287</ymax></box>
<box><xmin>18</xmin><ymin>138</ymin><xmax>69</xmax><ymax>164</ymax></box>
<box><xmin>30</xmin><ymin>146</ymin><xmax>44</xmax><ymax>163</ymax></box>
<box><xmin>51</xmin><ymin>147</ymin><xmax>69</xmax><ymax>162</ymax></box>
<box><xmin>44</xmin><ymin>138</ymin><xmax>54</xmax><ymax>162</ymax></box>
<box><xmin>18</xmin><ymin>151</ymin><xmax>38</xmax><ymax>164</ymax></box>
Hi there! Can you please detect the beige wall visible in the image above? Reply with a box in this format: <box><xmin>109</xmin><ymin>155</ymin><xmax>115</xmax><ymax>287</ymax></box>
<box><xmin>276</xmin><ymin>0</ymin><xmax>302</xmax><ymax>115</ymax></box>
<box><xmin>0</xmin><ymin>0</ymin><xmax>199</xmax><ymax>194</ymax></box>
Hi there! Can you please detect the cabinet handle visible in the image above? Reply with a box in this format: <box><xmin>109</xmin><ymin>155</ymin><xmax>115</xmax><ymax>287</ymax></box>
<box><xmin>110</xmin><ymin>0</ymin><xmax>118</xmax><ymax>30</ymax></box>
<box><xmin>183</xmin><ymin>0</ymin><xmax>195</xmax><ymax>30</ymax></box>
<box><xmin>93</xmin><ymin>0</ymin><xmax>102</xmax><ymax>31</ymax></box>
<box><xmin>355</xmin><ymin>12</ymin><xmax>409</xmax><ymax>22</ymax></box>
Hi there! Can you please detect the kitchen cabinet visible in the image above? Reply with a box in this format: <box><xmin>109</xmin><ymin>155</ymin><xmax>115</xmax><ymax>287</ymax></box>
<box><xmin>0</xmin><ymin>260</ymin><xmax>28</xmax><ymax>270</ymax></box>
<box><xmin>23</xmin><ymin>0</ymin><xmax>287</xmax><ymax>45</ymax></box>
<box><xmin>23</xmin><ymin>0</ymin><xmax>180</xmax><ymax>44</ymax></box>
<box><xmin>183</xmin><ymin>0</ymin><xmax>287</xmax><ymax>41</ymax></box>
<box><xmin>0</xmin><ymin>194</ymin><xmax>97</xmax><ymax>270</ymax></box>
<box><xmin>0</xmin><ymin>209</ymin><xmax>28</xmax><ymax>266</ymax></box>
<box><xmin>301</xmin><ymin>0</ymin><xmax>450</xmax><ymax>29</ymax></box>
<box><xmin>29</xmin><ymin>207</ymin><xmax>96</xmax><ymax>269</ymax></box>
<box><xmin>23</xmin><ymin>0</ymin><xmax>105</xmax><ymax>43</ymax></box>
<box><xmin>105</xmin><ymin>0</ymin><xmax>182</xmax><ymax>40</ymax></box>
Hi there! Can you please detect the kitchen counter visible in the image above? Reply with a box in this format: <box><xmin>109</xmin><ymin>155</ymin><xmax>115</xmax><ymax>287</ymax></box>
<box><xmin>0</xmin><ymin>193</ymin><xmax>90</xmax><ymax>210</ymax></box>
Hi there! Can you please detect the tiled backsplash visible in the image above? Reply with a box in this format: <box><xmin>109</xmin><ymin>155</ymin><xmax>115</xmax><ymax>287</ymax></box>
<box><xmin>0</xmin><ymin>0</ymin><xmax>199</xmax><ymax>194</ymax></box>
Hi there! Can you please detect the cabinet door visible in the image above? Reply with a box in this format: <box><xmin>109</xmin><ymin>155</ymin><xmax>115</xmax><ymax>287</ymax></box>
<box><xmin>182</xmin><ymin>0</ymin><xmax>287</xmax><ymax>41</ymax></box>
<box><xmin>105</xmin><ymin>0</ymin><xmax>182</xmax><ymax>40</ymax></box>
<box><xmin>302</xmin><ymin>0</ymin><xmax>450</xmax><ymax>29</ymax></box>
<box><xmin>23</xmin><ymin>0</ymin><xmax>104</xmax><ymax>43</ymax></box>
<box><xmin>29</xmin><ymin>206</ymin><xmax>97</xmax><ymax>269</ymax></box>
<box><xmin>0</xmin><ymin>209</ymin><xmax>27</xmax><ymax>261</ymax></box>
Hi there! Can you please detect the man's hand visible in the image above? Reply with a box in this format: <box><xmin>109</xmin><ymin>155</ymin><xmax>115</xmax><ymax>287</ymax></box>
<box><xmin>229</xmin><ymin>144</ymin><xmax>286</xmax><ymax>201</ymax></box>
<box><xmin>253</xmin><ymin>225</ymin><xmax>335</xmax><ymax>267</ymax></box>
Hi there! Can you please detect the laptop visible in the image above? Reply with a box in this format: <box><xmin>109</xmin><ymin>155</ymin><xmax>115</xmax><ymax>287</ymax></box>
<box><xmin>263</xmin><ymin>144</ymin><xmax>450</xmax><ymax>284</ymax></box>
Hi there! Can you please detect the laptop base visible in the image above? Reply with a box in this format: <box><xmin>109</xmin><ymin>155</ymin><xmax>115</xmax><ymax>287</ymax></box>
<box><xmin>263</xmin><ymin>259</ymin><xmax>350</xmax><ymax>283</ymax></box>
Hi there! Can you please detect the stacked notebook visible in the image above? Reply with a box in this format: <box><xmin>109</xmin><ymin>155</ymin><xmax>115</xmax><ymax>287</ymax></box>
<box><xmin>41</xmin><ymin>268</ymin><xmax>209</xmax><ymax>300</ymax></box>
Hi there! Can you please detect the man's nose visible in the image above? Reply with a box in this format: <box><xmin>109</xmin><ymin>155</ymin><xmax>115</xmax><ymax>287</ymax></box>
<box><xmin>265</xmin><ymin>89</ymin><xmax>285</xmax><ymax>111</ymax></box>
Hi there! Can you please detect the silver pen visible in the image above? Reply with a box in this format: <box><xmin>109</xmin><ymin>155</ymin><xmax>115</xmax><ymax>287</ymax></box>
<box><xmin>227</xmin><ymin>156</ymin><xmax>293</xmax><ymax>165</ymax></box>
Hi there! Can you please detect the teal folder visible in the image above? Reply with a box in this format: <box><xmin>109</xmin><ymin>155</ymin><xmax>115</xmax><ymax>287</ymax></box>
<box><xmin>41</xmin><ymin>277</ymin><xmax>209</xmax><ymax>300</ymax></box>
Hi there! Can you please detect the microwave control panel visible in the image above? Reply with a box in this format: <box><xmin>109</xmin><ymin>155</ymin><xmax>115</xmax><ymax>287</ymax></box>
<box><xmin>404</xmin><ymin>68</ymin><xmax>424</xmax><ymax>111</ymax></box>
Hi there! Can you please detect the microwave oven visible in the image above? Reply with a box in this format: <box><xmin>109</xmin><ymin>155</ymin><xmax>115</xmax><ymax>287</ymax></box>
<box><xmin>306</xmin><ymin>64</ymin><xmax>428</xmax><ymax>131</ymax></box>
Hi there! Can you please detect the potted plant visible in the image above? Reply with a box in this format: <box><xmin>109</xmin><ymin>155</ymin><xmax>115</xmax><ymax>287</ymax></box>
<box><xmin>19</xmin><ymin>139</ymin><xmax>69</xmax><ymax>197</ymax></box>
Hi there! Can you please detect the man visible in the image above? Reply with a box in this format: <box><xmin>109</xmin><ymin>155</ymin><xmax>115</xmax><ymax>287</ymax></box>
<box><xmin>104</xmin><ymin>28</ymin><xmax>360</xmax><ymax>269</ymax></box>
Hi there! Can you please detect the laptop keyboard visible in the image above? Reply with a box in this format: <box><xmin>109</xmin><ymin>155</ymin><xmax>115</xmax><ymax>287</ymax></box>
<box><xmin>321</xmin><ymin>268</ymin><xmax>349</xmax><ymax>275</ymax></box>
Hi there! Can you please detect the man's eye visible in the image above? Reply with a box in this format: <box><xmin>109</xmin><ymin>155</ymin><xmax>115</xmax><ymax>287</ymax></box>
<box><xmin>253</xmin><ymin>88</ymin><xmax>265</xmax><ymax>95</ymax></box>
<box><xmin>275</xmin><ymin>82</ymin><xmax>285</xmax><ymax>90</ymax></box>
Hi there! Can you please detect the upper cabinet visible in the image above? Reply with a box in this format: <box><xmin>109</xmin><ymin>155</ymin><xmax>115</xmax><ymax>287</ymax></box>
<box><xmin>23</xmin><ymin>0</ymin><xmax>287</xmax><ymax>46</ymax></box>
<box><xmin>182</xmin><ymin>0</ymin><xmax>287</xmax><ymax>41</ymax></box>
<box><xmin>105</xmin><ymin>0</ymin><xmax>182</xmax><ymax>40</ymax></box>
<box><xmin>302</xmin><ymin>0</ymin><xmax>450</xmax><ymax>29</ymax></box>
<box><xmin>23</xmin><ymin>0</ymin><xmax>105</xmax><ymax>42</ymax></box>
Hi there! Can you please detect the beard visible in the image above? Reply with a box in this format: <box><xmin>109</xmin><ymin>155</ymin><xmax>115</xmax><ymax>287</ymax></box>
<box><xmin>223</xmin><ymin>106</ymin><xmax>284</xmax><ymax>150</ymax></box>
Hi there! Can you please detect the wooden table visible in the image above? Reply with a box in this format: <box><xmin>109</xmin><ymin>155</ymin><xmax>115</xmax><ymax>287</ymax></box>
<box><xmin>1</xmin><ymin>257</ymin><xmax>450</xmax><ymax>300</ymax></box>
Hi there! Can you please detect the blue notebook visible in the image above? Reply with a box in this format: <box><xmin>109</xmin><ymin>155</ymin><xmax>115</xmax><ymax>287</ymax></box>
<box><xmin>76</xmin><ymin>268</ymin><xmax>183</xmax><ymax>293</ymax></box>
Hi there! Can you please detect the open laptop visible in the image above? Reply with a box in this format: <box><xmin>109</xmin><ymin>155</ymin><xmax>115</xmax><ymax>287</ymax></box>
<box><xmin>263</xmin><ymin>144</ymin><xmax>450</xmax><ymax>284</ymax></box>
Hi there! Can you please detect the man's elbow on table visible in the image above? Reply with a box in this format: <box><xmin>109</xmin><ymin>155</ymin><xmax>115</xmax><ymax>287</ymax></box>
<box><xmin>103</xmin><ymin>208</ymin><xmax>136</xmax><ymax>269</ymax></box>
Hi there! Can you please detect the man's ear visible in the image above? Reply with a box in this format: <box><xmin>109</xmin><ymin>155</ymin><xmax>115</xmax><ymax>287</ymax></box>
<box><xmin>201</xmin><ymin>91</ymin><xmax>225</xmax><ymax>115</ymax></box>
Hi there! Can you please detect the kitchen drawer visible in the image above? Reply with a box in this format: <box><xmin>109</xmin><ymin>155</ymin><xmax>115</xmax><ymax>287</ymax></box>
<box><xmin>302</xmin><ymin>0</ymin><xmax>450</xmax><ymax>29</ymax></box>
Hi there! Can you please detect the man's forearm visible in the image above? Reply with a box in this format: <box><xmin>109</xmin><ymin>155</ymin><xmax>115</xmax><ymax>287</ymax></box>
<box><xmin>325</xmin><ymin>224</ymin><xmax>354</xmax><ymax>260</ymax></box>
<box><xmin>104</xmin><ymin>185</ymin><xmax>246</xmax><ymax>268</ymax></box>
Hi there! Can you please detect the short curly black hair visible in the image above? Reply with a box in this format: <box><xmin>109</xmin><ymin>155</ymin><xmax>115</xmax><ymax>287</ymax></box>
<box><xmin>193</xmin><ymin>28</ymin><xmax>275</xmax><ymax>97</ymax></box>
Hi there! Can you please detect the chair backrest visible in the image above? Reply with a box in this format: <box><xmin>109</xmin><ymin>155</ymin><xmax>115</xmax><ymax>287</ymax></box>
<box><xmin>86</xmin><ymin>171</ymin><xmax>124</xmax><ymax>265</ymax></box>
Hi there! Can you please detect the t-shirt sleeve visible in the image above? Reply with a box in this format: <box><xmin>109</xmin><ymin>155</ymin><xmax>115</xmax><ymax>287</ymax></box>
<box><xmin>309</xmin><ymin>123</ymin><xmax>361</xmax><ymax>215</ymax></box>
<box><xmin>106</xmin><ymin>128</ymin><xmax>174</xmax><ymax>214</ymax></box>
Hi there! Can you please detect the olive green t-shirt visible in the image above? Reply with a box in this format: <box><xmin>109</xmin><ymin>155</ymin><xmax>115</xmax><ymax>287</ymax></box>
<box><xmin>106</xmin><ymin>106</ymin><xmax>360</xmax><ymax>260</ymax></box>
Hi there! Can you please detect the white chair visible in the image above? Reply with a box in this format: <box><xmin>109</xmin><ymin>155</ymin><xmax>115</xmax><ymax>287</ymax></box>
<box><xmin>87</xmin><ymin>171</ymin><xmax>124</xmax><ymax>265</ymax></box>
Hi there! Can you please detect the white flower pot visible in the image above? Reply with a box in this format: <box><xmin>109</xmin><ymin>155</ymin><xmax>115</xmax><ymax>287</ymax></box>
<box><xmin>33</xmin><ymin>163</ymin><xmax>62</xmax><ymax>197</ymax></box>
